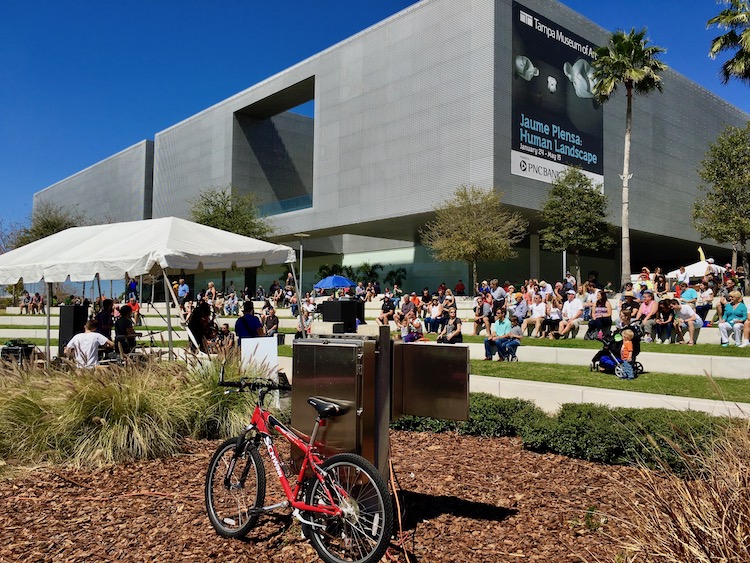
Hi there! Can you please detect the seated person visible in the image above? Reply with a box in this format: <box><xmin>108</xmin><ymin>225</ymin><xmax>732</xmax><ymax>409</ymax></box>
<box><xmin>521</xmin><ymin>293</ymin><xmax>546</xmax><ymax>338</ymax></box>
<box><xmin>718</xmin><ymin>290</ymin><xmax>747</xmax><ymax>347</ymax></box>
<box><xmin>216</xmin><ymin>323</ymin><xmax>235</xmax><ymax>352</ymax></box>
<box><xmin>472</xmin><ymin>294</ymin><xmax>493</xmax><ymax>336</ymax></box>
<box><xmin>484</xmin><ymin>308</ymin><xmax>511</xmax><ymax>360</ymax></box>
<box><xmin>376</xmin><ymin>295</ymin><xmax>396</xmax><ymax>326</ymax></box>
<box><xmin>393</xmin><ymin>294</ymin><xmax>417</xmax><ymax>326</ymax></box>
<box><xmin>620</xmin><ymin>291</ymin><xmax>638</xmax><ymax>321</ymax></box>
<box><xmin>223</xmin><ymin>293</ymin><xmax>239</xmax><ymax>316</ymax></box>
<box><xmin>556</xmin><ymin>290</ymin><xmax>584</xmax><ymax>339</ymax></box>
<box><xmin>436</xmin><ymin>307</ymin><xmax>462</xmax><ymax>343</ymax></box>
<box><xmin>398</xmin><ymin>309</ymin><xmax>424</xmax><ymax>342</ymax></box>
<box><xmin>541</xmin><ymin>297</ymin><xmax>563</xmax><ymax>338</ymax></box>
<box><xmin>127</xmin><ymin>297</ymin><xmax>141</xmax><ymax>325</ymax></box>
<box><xmin>263</xmin><ymin>307</ymin><xmax>280</xmax><ymax>336</ymax></box>
<box><xmin>424</xmin><ymin>296</ymin><xmax>445</xmax><ymax>333</ymax></box>
<box><xmin>678</xmin><ymin>282</ymin><xmax>698</xmax><ymax>309</ymax></box>
<box><xmin>65</xmin><ymin>319</ymin><xmax>114</xmax><ymax>368</ymax></box>
<box><xmin>235</xmin><ymin>301</ymin><xmax>266</xmax><ymax>344</ymax></box>
<box><xmin>653</xmin><ymin>299</ymin><xmax>675</xmax><ymax>344</ymax></box>
<box><xmin>695</xmin><ymin>281</ymin><xmax>714</xmax><ymax>322</ymax></box>
<box><xmin>114</xmin><ymin>304</ymin><xmax>142</xmax><ymax>354</ymax></box>
<box><xmin>633</xmin><ymin>289</ymin><xmax>658</xmax><ymax>342</ymax></box>
<box><xmin>670</xmin><ymin>299</ymin><xmax>699</xmax><ymax>346</ymax></box>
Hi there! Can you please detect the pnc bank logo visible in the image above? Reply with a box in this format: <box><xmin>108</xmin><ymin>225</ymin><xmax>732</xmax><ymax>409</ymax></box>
<box><xmin>519</xmin><ymin>10</ymin><xmax>534</xmax><ymax>27</ymax></box>
<box><xmin>519</xmin><ymin>159</ymin><xmax>528</xmax><ymax>172</ymax></box>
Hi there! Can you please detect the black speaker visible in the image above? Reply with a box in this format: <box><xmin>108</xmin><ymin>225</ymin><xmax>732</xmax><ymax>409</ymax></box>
<box><xmin>318</xmin><ymin>301</ymin><xmax>364</xmax><ymax>333</ymax></box>
<box><xmin>58</xmin><ymin>305</ymin><xmax>89</xmax><ymax>357</ymax></box>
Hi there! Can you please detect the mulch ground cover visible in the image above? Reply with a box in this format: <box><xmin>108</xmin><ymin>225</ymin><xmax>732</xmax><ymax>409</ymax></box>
<box><xmin>0</xmin><ymin>431</ymin><xmax>641</xmax><ymax>562</ymax></box>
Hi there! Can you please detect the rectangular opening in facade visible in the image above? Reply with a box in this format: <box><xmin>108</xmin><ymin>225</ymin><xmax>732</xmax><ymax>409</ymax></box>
<box><xmin>233</xmin><ymin>77</ymin><xmax>314</xmax><ymax>215</ymax></box>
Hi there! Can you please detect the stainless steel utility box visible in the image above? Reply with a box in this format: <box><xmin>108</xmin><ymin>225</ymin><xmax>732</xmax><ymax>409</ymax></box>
<box><xmin>391</xmin><ymin>342</ymin><xmax>470</xmax><ymax>421</ymax></box>
<box><xmin>291</xmin><ymin>329</ymin><xmax>391</xmax><ymax>477</ymax></box>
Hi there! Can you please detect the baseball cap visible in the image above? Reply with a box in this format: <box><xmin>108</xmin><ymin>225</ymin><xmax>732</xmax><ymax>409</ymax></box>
<box><xmin>707</xmin><ymin>258</ymin><xmax>715</xmax><ymax>263</ymax></box>
<box><xmin>566</xmin><ymin>289</ymin><xmax>575</xmax><ymax>295</ymax></box>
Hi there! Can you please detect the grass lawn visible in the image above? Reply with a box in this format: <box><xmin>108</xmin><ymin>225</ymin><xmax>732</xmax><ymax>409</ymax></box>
<box><xmin>471</xmin><ymin>360</ymin><xmax>750</xmax><ymax>404</ymax></box>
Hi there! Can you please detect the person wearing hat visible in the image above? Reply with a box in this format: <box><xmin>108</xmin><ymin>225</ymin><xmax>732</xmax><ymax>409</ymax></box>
<box><xmin>634</xmin><ymin>289</ymin><xmax>658</xmax><ymax>342</ymax></box>
<box><xmin>556</xmin><ymin>289</ymin><xmax>584</xmax><ymax>339</ymax></box>
<box><xmin>235</xmin><ymin>300</ymin><xmax>265</xmax><ymax>344</ymax></box>
<box><xmin>620</xmin><ymin>290</ymin><xmax>638</xmax><ymax>322</ymax></box>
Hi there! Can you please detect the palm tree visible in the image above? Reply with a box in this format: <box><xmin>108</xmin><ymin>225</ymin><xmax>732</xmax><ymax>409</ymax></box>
<box><xmin>708</xmin><ymin>0</ymin><xmax>750</xmax><ymax>84</ymax></box>
<box><xmin>592</xmin><ymin>28</ymin><xmax>666</xmax><ymax>287</ymax></box>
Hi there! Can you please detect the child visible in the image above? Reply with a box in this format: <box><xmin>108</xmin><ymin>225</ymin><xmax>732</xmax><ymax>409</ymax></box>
<box><xmin>619</xmin><ymin>329</ymin><xmax>635</xmax><ymax>379</ymax></box>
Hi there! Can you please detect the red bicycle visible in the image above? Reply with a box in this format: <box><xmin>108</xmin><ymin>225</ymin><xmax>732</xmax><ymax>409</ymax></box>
<box><xmin>204</xmin><ymin>371</ymin><xmax>393</xmax><ymax>563</ymax></box>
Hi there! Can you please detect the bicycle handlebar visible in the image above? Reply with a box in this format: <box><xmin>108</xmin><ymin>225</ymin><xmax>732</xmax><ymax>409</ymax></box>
<box><xmin>219</xmin><ymin>377</ymin><xmax>292</xmax><ymax>393</ymax></box>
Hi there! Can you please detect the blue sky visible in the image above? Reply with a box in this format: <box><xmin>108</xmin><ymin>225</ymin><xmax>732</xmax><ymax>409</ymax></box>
<box><xmin>1</xmin><ymin>0</ymin><xmax>747</xmax><ymax>228</ymax></box>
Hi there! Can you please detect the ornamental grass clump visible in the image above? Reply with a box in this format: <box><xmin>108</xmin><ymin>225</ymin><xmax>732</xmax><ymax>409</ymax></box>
<box><xmin>56</xmin><ymin>362</ymin><xmax>193</xmax><ymax>466</ymax></box>
<box><xmin>621</xmin><ymin>420</ymin><xmax>750</xmax><ymax>562</ymax></box>
<box><xmin>183</xmin><ymin>350</ymin><xmax>259</xmax><ymax>439</ymax></box>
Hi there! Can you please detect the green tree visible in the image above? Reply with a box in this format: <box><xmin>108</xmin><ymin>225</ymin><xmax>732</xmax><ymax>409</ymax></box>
<box><xmin>190</xmin><ymin>186</ymin><xmax>273</xmax><ymax>291</ymax></box>
<box><xmin>539</xmin><ymin>168</ymin><xmax>614</xmax><ymax>286</ymax></box>
<box><xmin>592</xmin><ymin>28</ymin><xmax>667</xmax><ymax>287</ymax></box>
<box><xmin>316</xmin><ymin>263</ymin><xmax>355</xmax><ymax>281</ymax></box>
<box><xmin>420</xmin><ymin>185</ymin><xmax>528</xmax><ymax>292</ymax></box>
<box><xmin>693</xmin><ymin>123</ymin><xmax>750</xmax><ymax>291</ymax></box>
<box><xmin>708</xmin><ymin>0</ymin><xmax>750</xmax><ymax>84</ymax></box>
<box><xmin>189</xmin><ymin>186</ymin><xmax>273</xmax><ymax>240</ymax></box>
<box><xmin>384</xmin><ymin>267</ymin><xmax>407</xmax><ymax>288</ymax></box>
<box><xmin>355</xmin><ymin>262</ymin><xmax>383</xmax><ymax>283</ymax></box>
<box><xmin>13</xmin><ymin>201</ymin><xmax>85</xmax><ymax>248</ymax></box>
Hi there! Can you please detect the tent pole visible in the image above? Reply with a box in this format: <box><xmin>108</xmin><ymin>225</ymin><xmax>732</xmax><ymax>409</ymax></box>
<box><xmin>290</xmin><ymin>263</ymin><xmax>299</xmax><ymax>309</ymax></box>
<box><xmin>163</xmin><ymin>272</ymin><xmax>174</xmax><ymax>360</ymax></box>
<box><xmin>96</xmin><ymin>274</ymin><xmax>102</xmax><ymax>305</ymax></box>
<box><xmin>45</xmin><ymin>280</ymin><xmax>52</xmax><ymax>363</ymax></box>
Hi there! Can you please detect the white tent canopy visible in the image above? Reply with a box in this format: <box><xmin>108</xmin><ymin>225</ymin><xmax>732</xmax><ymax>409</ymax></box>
<box><xmin>667</xmin><ymin>260</ymin><xmax>726</xmax><ymax>279</ymax></box>
<box><xmin>0</xmin><ymin>217</ymin><xmax>296</xmax><ymax>360</ymax></box>
<box><xmin>0</xmin><ymin>216</ymin><xmax>296</xmax><ymax>284</ymax></box>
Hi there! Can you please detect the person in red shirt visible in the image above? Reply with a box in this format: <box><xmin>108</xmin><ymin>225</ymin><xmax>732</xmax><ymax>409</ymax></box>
<box><xmin>454</xmin><ymin>279</ymin><xmax>466</xmax><ymax>295</ymax></box>
<box><xmin>128</xmin><ymin>297</ymin><xmax>141</xmax><ymax>325</ymax></box>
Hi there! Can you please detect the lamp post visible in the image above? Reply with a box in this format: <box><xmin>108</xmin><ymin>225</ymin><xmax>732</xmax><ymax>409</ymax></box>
<box><xmin>293</xmin><ymin>233</ymin><xmax>310</xmax><ymax>297</ymax></box>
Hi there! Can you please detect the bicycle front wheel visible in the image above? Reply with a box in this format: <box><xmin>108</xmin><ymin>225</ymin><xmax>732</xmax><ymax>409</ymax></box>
<box><xmin>304</xmin><ymin>453</ymin><xmax>393</xmax><ymax>563</ymax></box>
<box><xmin>205</xmin><ymin>437</ymin><xmax>266</xmax><ymax>538</ymax></box>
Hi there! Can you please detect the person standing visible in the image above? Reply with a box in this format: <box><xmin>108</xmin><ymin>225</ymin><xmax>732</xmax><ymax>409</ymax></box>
<box><xmin>177</xmin><ymin>278</ymin><xmax>190</xmax><ymax>310</ymax></box>
<box><xmin>618</xmin><ymin>329</ymin><xmax>636</xmax><ymax>379</ymax></box>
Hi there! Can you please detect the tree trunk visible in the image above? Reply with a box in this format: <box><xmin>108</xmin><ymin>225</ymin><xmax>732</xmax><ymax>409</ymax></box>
<box><xmin>743</xmin><ymin>240</ymin><xmax>750</xmax><ymax>296</ymax></box>
<box><xmin>732</xmin><ymin>242</ymin><xmax>738</xmax><ymax>270</ymax></box>
<box><xmin>574</xmin><ymin>251</ymin><xmax>582</xmax><ymax>289</ymax></box>
<box><xmin>471</xmin><ymin>260</ymin><xmax>477</xmax><ymax>296</ymax></box>
<box><xmin>621</xmin><ymin>85</ymin><xmax>633</xmax><ymax>288</ymax></box>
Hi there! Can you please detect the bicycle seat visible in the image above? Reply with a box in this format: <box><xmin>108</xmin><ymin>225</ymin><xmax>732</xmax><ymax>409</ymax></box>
<box><xmin>307</xmin><ymin>397</ymin><xmax>350</xmax><ymax>419</ymax></box>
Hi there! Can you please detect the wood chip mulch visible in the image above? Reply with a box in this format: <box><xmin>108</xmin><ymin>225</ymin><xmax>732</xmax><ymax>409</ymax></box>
<box><xmin>0</xmin><ymin>431</ymin><xmax>642</xmax><ymax>562</ymax></box>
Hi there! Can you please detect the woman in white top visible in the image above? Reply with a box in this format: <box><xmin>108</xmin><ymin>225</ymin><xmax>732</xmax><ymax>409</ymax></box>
<box><xmin>541</xmin><ymin>296</ymin><xmax>563</xmax><ymax>338</ymax></box>
<box><xmin>522</xmin><ymin>293</ymin><xmax>547</xmax><ymax>338</ymax></box>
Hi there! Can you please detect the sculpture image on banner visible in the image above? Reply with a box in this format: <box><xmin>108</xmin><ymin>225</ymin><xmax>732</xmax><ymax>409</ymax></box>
<box><xmin>511</xmin><ymin>2</ymin><xmax>604</xmax><ymax>186</ymax></box>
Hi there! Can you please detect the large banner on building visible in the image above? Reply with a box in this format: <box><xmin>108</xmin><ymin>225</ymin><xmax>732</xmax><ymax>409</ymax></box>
<box><xmin>511</xmin><ymin>2</ymin><xmax>603</xmax><ymax>186</ymax></box>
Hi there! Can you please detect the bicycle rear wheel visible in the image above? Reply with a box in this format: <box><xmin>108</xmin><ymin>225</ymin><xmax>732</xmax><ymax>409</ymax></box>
<box><xmin>304</xmin><ymin>453</ymin><xmax>393</xmax><ymax>563</ymax></box>
<box><xmin>205</xmin><ymin>437</ymin><xmax>266</xmax><ymax>538</ymax></box>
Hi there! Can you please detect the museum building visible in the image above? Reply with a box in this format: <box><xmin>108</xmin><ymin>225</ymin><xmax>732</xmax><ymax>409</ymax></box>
<box><xmin>32</xmin><ymin>0</ymin><xmax>749</xmax><ymax>291</ymax></box>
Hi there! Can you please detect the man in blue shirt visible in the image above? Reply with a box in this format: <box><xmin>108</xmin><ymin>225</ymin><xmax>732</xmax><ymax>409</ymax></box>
<box><xmin>679</xmin><ymin>282</ymin><xmax>698</xmax><ymax>309</ymax></box>
<box><xmin>177</xmin><ymin>278</ymin><xmax>190</xmax><ymax>310</ymax></box>
<box><xmin>235</xmin><ymin>301</ymin><xmax>265</xmax><ymax>345</ymax></box>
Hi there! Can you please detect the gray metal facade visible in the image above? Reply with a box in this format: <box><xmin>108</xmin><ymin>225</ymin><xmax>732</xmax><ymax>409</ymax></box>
<box><xmin>34</xmin><ymin>140</ymin><xmax>153</xmax><ymax>223</ymax></box>
<box><xmin>33</xmin><ymin>0</ymin><xmax>749</xmax><ymax>266</ymax></box>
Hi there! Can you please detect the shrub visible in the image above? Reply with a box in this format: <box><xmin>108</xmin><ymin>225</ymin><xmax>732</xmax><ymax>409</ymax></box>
<box><xmin>461</xmin><ymin>394</ymin><xmax>537</xmax><ymax>437</ymax></box>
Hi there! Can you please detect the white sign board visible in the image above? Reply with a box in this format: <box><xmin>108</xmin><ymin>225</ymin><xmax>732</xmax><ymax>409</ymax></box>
<box><xmin>240</xmin><ymin>337</ymin><xmax>280</xmax><ymax>374</ymax></box>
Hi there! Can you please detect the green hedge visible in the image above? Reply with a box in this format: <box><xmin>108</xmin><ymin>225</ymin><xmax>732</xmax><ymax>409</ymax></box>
<box><xmin>390</xmin><ymin>393</ymin><xmax>728</xmax><ymax>474</ymax></box>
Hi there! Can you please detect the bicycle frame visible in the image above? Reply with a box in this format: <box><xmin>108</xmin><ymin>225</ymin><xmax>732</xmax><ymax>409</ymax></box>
<box><xmin>235</xmin><ymin>402</ymin><xmax>344</xmax><ymax>519</ymax></box>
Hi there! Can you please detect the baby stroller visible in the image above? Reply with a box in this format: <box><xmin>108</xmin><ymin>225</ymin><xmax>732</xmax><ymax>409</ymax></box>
<box><xmin>589</xmin><ymin>321</ymin><xmax>644</xmax><ymax>378</ymax></box>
